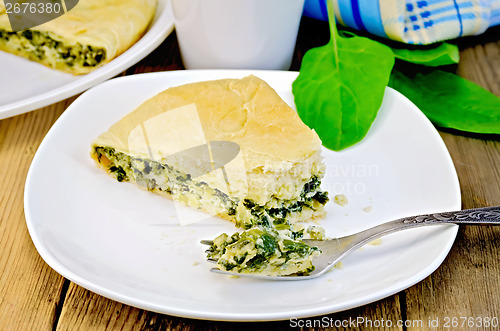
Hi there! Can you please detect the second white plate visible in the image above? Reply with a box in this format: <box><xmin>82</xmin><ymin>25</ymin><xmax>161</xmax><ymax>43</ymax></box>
<box><xmin>25</xmin><ymin>70</ymin><xmax>461</xmax><ymax>321</ymax></box>
<box><xmin>0</xmin><ymin>0</ymin><xmax>173</xmax><ymax>120</ymax></box>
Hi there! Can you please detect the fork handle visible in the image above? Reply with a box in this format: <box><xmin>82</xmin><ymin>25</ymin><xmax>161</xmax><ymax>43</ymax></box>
<box><xmin>346</xmin><ymin>206</ymin><xmax>500</xmax><ymax>250</ymax></box>
<box><xmin>398</xmin><ymin>206</ymin><xmax>500</xmax><ymax>226</ymax></box>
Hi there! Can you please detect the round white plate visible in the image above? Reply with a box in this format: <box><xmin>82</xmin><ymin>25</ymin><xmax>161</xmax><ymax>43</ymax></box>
<box><xmin>25</xmin><ymin>70</ymin><xmax>461</xmax><ymax>321</ymax></box>
<box><xmin>0</xmin><ymin>0</ymin><xmax>173</xmax><ymax>120</ymax></box>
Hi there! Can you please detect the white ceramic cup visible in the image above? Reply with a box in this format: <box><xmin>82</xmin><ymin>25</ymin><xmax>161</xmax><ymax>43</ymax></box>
<box><xmin>171</xmin><ymin>0</ymin><xmax>305</xmax><ymax>70</ymax></box>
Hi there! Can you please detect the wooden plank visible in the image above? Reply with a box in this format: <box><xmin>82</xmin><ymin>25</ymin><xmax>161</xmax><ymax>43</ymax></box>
<box><xmin>55</xmin><ymin>284</ymin><xmax>149</xmax><ymax>331</ymax></box>
<box><xmin>457</xmin><ymin>26</ymin><xmax>500</xmax><ymax>96</ymax></box>
<box><xmin>125</xmin><ymin>31</ymin><xmax>184</xmax><ymax>74</ymax></box>
<box><xmin>404</xmin><ymin>27</ymin><xmax>500</xmax><ymax>330</ymax></box>
<box><xmin>0</xmin><ymin>103</ymin><xmax>69</xmax><ymax>330</ymax></box>
<box><xmin>319</xmin><ymin>296</ymin><xmax>404</xmax><ymax>330</ymax></box>
<box><xmin>404</xmin><ymin>134</ymin><xmax>500</xmax><ymax>330</ymax></box>
<box><xmin>57</xmin><ymin>284</ymin><xmax>403</xmax><ymax>331</ymax></box>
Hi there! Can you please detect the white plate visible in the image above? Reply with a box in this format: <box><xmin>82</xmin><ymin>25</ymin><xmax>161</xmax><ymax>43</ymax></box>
<box><xmin>25</xmin><ymin>70</ymin><xmax>461</xmax><ymax>321</ymax></box>
<box><xmin>0</xmin><ymin>0</ymin><xmax>173</xmax><ymax>120</ymax></box>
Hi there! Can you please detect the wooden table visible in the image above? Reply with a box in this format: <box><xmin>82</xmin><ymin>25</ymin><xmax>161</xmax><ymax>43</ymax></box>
<box><xmin>1</xmin><ymin>18</ymin><xmax>499</xmax><ymax>330</ymax></box>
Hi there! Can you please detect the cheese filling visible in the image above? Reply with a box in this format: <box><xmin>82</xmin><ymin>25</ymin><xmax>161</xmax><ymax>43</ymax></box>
<box><xmin>0</xmin><ymin>29</ymin><xmax>106</xmax><ymax>68</ymax></box>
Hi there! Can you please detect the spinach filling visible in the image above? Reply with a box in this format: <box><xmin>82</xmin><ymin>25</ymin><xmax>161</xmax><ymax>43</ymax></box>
<box><xmin>206</xmin><ymin>225</ymin><xmax>320</xmax><ymax>275</ymax></box>
<box><xmin>94</xmin><ymin>147</ymin><xmax>238</xmax><ymax>213</ymax></box>
<box><xmin>206</xmin><ymin>174</ymin><xmax>329</xmax><ymax>276</ymax></box>
<box><xmin>95</xmin><ymin>147</ymin><xmax>329</xmax><ymax>227</ymax></box>
<box><xmin>237</xmin><ymin>176</ymin><xmax>329</xmax><ymax>229</ymax></box>
<box><xmin>0</xmin><ymin>29</ymin><xmax>106</xmax><ymax>67</ymax></box>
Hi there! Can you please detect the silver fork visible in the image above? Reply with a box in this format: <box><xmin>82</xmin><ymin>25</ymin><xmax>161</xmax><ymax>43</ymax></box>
<box><xmin>201</xmin><ymin>206</ymin><xmax>500</xmax><ymax>280</ymax></box>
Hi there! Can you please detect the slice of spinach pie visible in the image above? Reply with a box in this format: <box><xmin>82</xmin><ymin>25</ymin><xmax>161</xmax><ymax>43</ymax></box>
<box><xmin>0</xmin><ymin>0</ymin><xmax>156</xmax><ymax>74</ymax></box>
<box><xmin>91</xmin><ymin>75</ymin><xmax>329</xmax><ymax>276</ymax></box>
<box><xmin>91</xmin><ymin>75</ymin><xmax>328</xmax><ymax>227</ymax></box>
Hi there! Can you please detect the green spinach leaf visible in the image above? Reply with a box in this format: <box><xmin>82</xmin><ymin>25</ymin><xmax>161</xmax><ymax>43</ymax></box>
<box><xmin>338</xmin><ymin>28</ymin><xmax>459</xmax><ymax>67</ymax></box>
<box><xmin>389</xmin><ymin>69</ymin><xmax>500</xmax><ymax>134</ymax></box>
<box><xmin>292</xmin><ymin>1</ymin><xmax>394</xmax><ymax>151</ymax></box>
<box><xmin>391</xmin><ymin>42</ymin><xmax>459</xmax><ymax>67</ymax></box>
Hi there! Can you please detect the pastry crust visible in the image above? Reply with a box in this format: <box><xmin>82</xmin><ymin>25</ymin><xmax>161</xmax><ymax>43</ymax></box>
<box><xmin>0</xmin><ymin>0</ymin><xmax>156</xmax><ymax>74</ymax></box>
<box><xmin>93</xmin><ymin>75</ymin><xmax>322</xmax><ymax>163</ymax></box>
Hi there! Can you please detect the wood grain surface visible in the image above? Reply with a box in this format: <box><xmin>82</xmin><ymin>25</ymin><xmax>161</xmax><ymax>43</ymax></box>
<box><xmin>0</xmin><ymin>18</ymin><xmax>499</xmax><ymax>331</ymax></box>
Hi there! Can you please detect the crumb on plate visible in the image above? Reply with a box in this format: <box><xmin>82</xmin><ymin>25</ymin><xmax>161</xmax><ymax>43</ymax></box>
<box><xmin>363</xmin><ymin>205</ymin><xmax>373</xmax><ymax>212</ymax></box>
<box><xmin>334</xmin><ymin>194</ymin><xmax>348</xmax><ymax>206</ymax></box>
